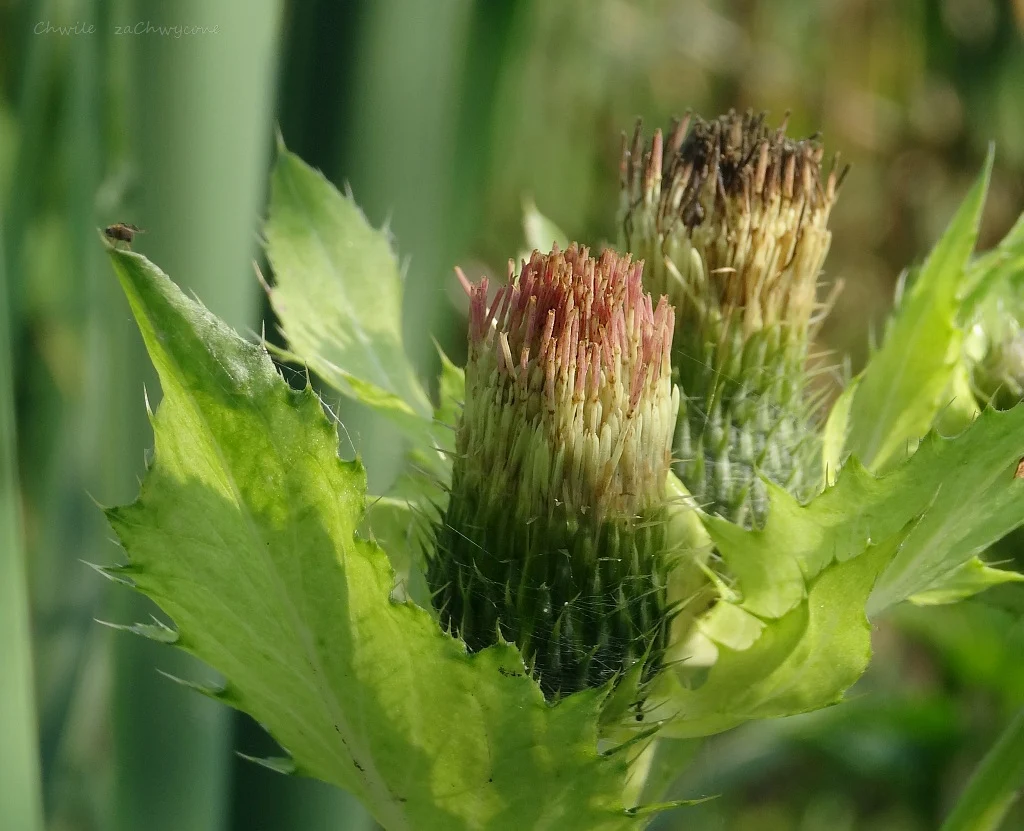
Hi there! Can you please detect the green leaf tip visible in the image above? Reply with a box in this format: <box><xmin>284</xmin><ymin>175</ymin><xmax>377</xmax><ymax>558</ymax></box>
<box><xmin>625</xmin><ymin>795</ymin><xmax>718</xmax><ymax>818</ymax></box>
<box><xmin>521</xmin><ymin>198</ymin><xmax>569</xmax><ymax>255</ymax></box>
<box><xmin>102</xmin><ymin>249</ymin><xmax>664</xmax><ymax>830</ymax></box>
<box><xmin>82</xmin><ymin>559</ymin><xmax>139</xmax><ymax>587</ymax></box>
<box><xmin>272</xmin><ymin>123</ymin><xmax>287</xmax><ymax>156</ymax></box>
<box><xmin>909</xmin><ymin>556</ymin><xmax>1024</xmax><ymax>606</ymax></box>
<box><xmin>845</xmin><ymin>150</ymin><xmax>994</xmax><ymax>473</ymax></box>
<box><xmin>154</xmin><ymin>670</ymin><xmax>243</xmax><ymax>708</ymax></box>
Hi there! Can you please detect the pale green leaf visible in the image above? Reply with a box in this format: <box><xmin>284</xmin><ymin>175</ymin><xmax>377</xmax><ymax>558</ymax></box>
<box><xmin>961</xmin><ymin>210</ymin><xmax>1024</xmax><ymax>322</ymax></box>
<box><xmin>363</xmin><ymin>495</ymin><xmax>432</xmax><ymax>609</ymax></box>
<box><xmin>663</xmin><ymin>472</ymin><xmax>716</xmax><ymax>655</ymax></box>
<box><xmin>522</xmin><ymin>198</ymin><xmax>569</xmax><ymax>256</ymax></box>
<box><xmin>934</xmin><ymin>361</ymin><xmax>981</xmax><ymax>437</ymax></box>
<box><xmin>388</xmin><ymin>345</ymin><xmax>463</xmax><ymax>487</ymax></box>
<box><xmin>364</xmin><ymin>496</ymin><xmax>419</xmax><ymax>575</ymax></box>
<box><xmin>372</xmin><ymin>345</ymin><xmax>463</xmax><ymax>550</ymax></box>
<box><xmin>846</xmin><ymin>151</ymin><xmax>993</xmax><ymax>472</ymax></box>
<box><xmin>364</xmin><ymin>346</ymin><xmax>464</xmax><ymax>601</ymax></box>
<box><xmin>103</xmin><ymin>249</ymin><xmax>654</xmax><ymax>831</ymax></box>
<box><xmin>428</xmin><ymin>345</ymin><xmax>464</xmax><ymax>472</ymax></box>
<box><xmin>264</xmin><ymin>146</ymin><xmax>432</xmax><ymax>439</ymax></box>
<box><xmin>696</xmin><ymin>602</ymin><xmax>765</xmax><ymax>652</ymax></box>
<box><xmin>633</xmin><ymin>739</ymin><xmax>702</xmax><ymax>808</ymax></box>
<box><xmin>646</xmin><ymin>402</ymin><xmax>1024</xmax><ymax>736</ymax></box>
<box><xmin>909</xmin><ymin>556</ymin><xmax>1024</xmax><ymax>606</ymax></box>
<box><xmin>701</xmin><ymin>406</ymin><xmax>1024</xmax><ymax>619</ymax></box>
<box><xmin>652</xmin><ymin>524</ymin><xmax>906</xmax><ymax>738</ymax></box>
<box><xmin>822</xmin><ymin>376</ymin><xmax>859</xmax><ymax>486</ymax></box>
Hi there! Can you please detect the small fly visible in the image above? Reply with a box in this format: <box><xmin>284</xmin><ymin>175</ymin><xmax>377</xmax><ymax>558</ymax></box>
<box><xmin>104</xmin><ymin>223</ymin><xmax>144</xmax><ymax>250</ymax></box>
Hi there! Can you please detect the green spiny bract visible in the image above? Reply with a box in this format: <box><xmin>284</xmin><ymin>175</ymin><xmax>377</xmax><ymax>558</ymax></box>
<box><xmin>619</xmin><ymin>111</ymin><xmax>843</xmax><ymax>528</ymax></box>
<box><xmin>429</xmin><ymin>245</ymin><xmax>680</xmax><ymax>698</ymax></box>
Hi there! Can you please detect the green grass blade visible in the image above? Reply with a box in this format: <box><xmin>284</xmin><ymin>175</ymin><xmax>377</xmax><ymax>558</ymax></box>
<box><xmin>940</xmin><ymin>707</ymin><xmax>1024</xmax><ymax>831</ymax></box>
<box><xmin>3</xmin><ymin>0</ymin><xmax>57</xmax><ymax>320</ymax></box>
<box><xmin>0</xmin><ymin>225</ymin><xmax>44</xmax><ymax>831</ymax></box>
<box><xmin>343</xmin><ymin>0</ymin><xmax>475</xmax><ymax>383</ymax></box>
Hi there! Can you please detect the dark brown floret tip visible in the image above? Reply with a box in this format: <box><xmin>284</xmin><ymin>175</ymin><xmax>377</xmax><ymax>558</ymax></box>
<box><xmin>622</xmin><ymin>110</ymin><xmax>849</xmax><ymax>222</ymax></box>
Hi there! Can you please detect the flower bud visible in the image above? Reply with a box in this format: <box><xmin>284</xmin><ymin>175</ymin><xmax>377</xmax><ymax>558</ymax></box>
<box><xmin>429</xmin><ymin>244</ymin><xmax>680</xmax><ymax>696</ymax></box>
<box><xmin>620</xmin><ymin>111</ymin><xmax>844</xmax><ymax>527</ymax></box>
<box><xmin>968</xmin><ymin>300</ymin><xmax>1024</xmax><ymax>410</ymax></box>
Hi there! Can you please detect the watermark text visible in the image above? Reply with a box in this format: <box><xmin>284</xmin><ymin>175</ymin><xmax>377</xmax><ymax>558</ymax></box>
<box><xmin>34</xmin><ymin>21</ymin><xmax>220</xmax><ymax>37</ymax></box>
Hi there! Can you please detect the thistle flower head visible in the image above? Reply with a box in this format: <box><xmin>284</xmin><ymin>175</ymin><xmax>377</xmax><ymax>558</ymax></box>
<box><xmin>431</xmin><ymin>245</ymin><xmax>680</xmax><ymax>696</ymax></box>
<box><xmin>621</xmin><ymin>110</ymin><xmax>843</xmax><ymax>339</ymax></box>
<box><xmin>618</xmin><ymin>111</ymin><xmax>846</xmax><ymax>528</ymax></box>
<box><xmin>460</xmin><ymin>244</ymin><xmax>678</xmax><ymax>521</ymax></box>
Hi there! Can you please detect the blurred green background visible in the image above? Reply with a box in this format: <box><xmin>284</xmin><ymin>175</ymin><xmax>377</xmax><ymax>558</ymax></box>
<box><xmin>1</xmin><ymin>1</ymin><xmax>1023</xmax><ymax>829</ymax></box>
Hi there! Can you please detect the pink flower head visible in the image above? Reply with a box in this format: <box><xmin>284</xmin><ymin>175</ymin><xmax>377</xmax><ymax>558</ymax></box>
<box><xmin>458</xmin><ymin>244</ymin><xmax>678</xmax><ymax>520</ymax></box>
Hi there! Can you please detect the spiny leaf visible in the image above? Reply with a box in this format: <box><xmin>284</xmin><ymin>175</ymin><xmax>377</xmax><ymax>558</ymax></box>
<box><xmin>909</xmin><ymin>556</ymin><xmax>1024</xmax><ymax>606</ymax></box>
<box><xmin>103</xmin><ymin>248</ymin><xmax>655</xmax><ymax>831</ymax></box>
<box><xmin>651</xmin><ymin>524</ymin><xmax>908</xmax><ymax>738</ymax></box>
<box><xmin>868</xmin><ymin>409</ymin><xmax>1024</xmax><ymax>613</ymax></box>
<box><xmin>647</xmin><ymin>402</ymin><xmax>1024</xmax><ymax>735</ymax></box>
<box><xmin>845</xmin><ymin>150</ymin><xmax>993</xmax><ymax>473</ymax></box>
<box><xmin>155</xmin><ymin>670</ymin><xmax>236</xmax><ymax>704</ymax></box>
<box><xmin>83</xmin><ymin>559</ymin><xmax>139</xmax><ymax>587</ymax></box>
<box><xmin>96</xmin><ymin>617</ymin><xmax>179</xmax><ymax>644</ymax></box>
<box><xmin>705</xmin><ymin>406</ymin><xmax>1024</xmax><ymax>619</ymax></box>
<box><xmin>624</xmin><ymin>796</ymin><xmax>718</xmax><ymax>817</ymax></box>
<box><xmin>961</xmin><ymin>210</ymin><xmax>1024</xmax><ymax>322</ymax></box>
<box><xmin>264</xmin><ymin>146</ymin><xmax>433</xmax><ymax>439</ymax></box>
